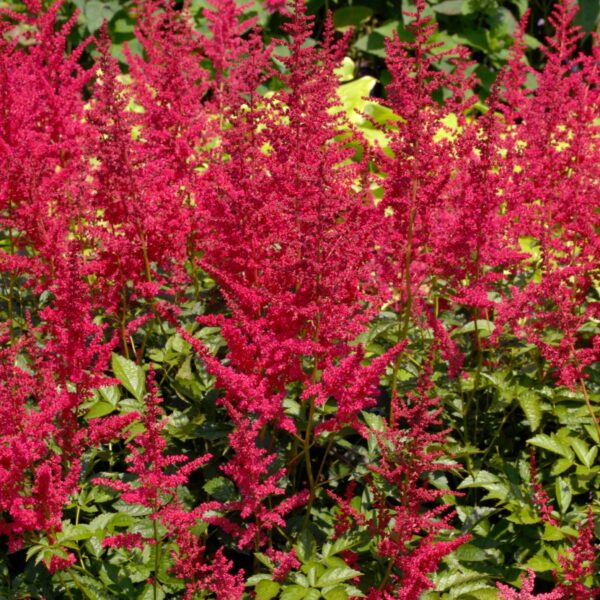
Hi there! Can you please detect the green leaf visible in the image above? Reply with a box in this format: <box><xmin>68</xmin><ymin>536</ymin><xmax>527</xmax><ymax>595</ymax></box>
<box><xmin>528</xmin><ymin>434</ymin><xmax>573</xmax><ymax>459</ymax></box>
<box><xmin>59</xmin><ymin>524</ymin><xmax>93</xmax><ymax>542</ymax></box>
<box><xmin>336</xmin><ymin>76</ymin><xmax>377</xmax><ymax>119</ymax></box>
<box><xmin>518</xmin><ymin>392</ymin><xmax>542</xmax><ymax>432</ymax></box>
<box><xmin>296</xmin><ymin>530</ymin><xmax>317</xmax><ymax>563</ymax></box>
<box><xmin>432</xmin><ymin>0</ymin><xmax>466</xmax><ymax>15</ymax></box>
<box><xmin>550</xmin><ymin>458</ymin><xmax>573</xmax><ymax>476</ymax></box>
<box><xmin>333</xmin><ymin>6</ymin><xmax>373</xmax><ymax>30</ymax></box>
<box><xmin>140</xmin><ymin>583</ymin><xmax>165</xmax><ymax>600</ymax></box>
<box><xmin>555</xmin><ymin>477</ymin><xmax>572</xmax><ymax>513</ymax></box>
<box><xmin>570</xmin><ymin>437</ymin><xmax>595</xmax><ymax>468</ymax></box>
<box><xmin>574</xmin><ymin>0</ymin><xmax>600</xmax><ymax>32</ymax></box>
<box><xmin>322</xmin><ymin>535</ymin><xmax>360</xmax><ymax>558</ymax></box>
<box><xmin>256</xmin><ymin>580</ymin><xmax>281</xmax><ymax>600</ymax></box>
<box><xmin>354</xmin><ymin>31</ymin><xmax>387</xmax><ymax>58</ymax></box>
<box><xmin>457</xmin><ymin>471</ymin><xmax>509</xmax><ymax>501</ymax></box>
<box><xmin>316</xmin><ymin>567</ymin><xmax>361</xmax><ymax>587</ymax></box>
<box><xmin>335</xmin><ymin>57</ymin><xmax>355</xmax><ymax>83</ymax></box>
<box><xmin>84</xmin><ymin>0</ymin><xmax>118</xmax><ymax>33</ymax></box>
<box><xmin>111</xmin><ymin>353</ymin><xmax>145</xmax><ymax>400</ymax></box>
<box><xmin>86</xmin><ymin>401</ymin><xmax>116</xmax><ymax>419</ymax></box>
<box><xmin>254</xmin><ymin>552</ymin><xmax>275</xmax><ymax>569</ymax></box>
<box><xmin>280</xmin><ymin>585</ymin><xmax>309</xmax><ymax>600</ymax></box>
<box><xmin>99</xmin><ymin>385</ymin><xmax>120</xmax><ymax>405</ymax></box>
<box><xmin>246</xmin><ymin>574</ymin><xmax>273</xmax><ymax>585</ymax></box>
<box><xmin>112</xmin><ymin>500</ymin><xmax>153</xmax><ymax>517</ymax></box>
<box><xmin>323</xmin><ymin>588</ymin><xmax>348</xmax><ymax>600</ymax></box>
<box><xmin>451</xmin><ymin>319</ymin><xmax>495</xmax><ymax>338</ymax></box>
<box><xmin>525</xmin><ymin>555</ymin><xmax>556</xmax><ymax>571</ymax></box>
<box><xmin>203</xmin><ymin>477</ymin><xmax>237</xmax><ymax>502</ymax></box>
<box><xmin>361</xmin><ymin>411</ymin><xmax>385</xmax><ymax>432</ymax></box>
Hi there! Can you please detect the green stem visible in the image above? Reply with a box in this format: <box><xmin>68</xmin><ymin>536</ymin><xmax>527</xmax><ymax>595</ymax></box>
<box><xmin>58</xmin><ymin>571</ymin><xmax>75</xmax><ymax>600</ymax></box>
<box><xmin>378</xmin><ymin>555</ymin><xmax>395</xmax><ymax>591</ymax></box>
<box><xmin>153</xmin><ymin>518</ymin><xmax>160</xmax><ymax>600</ymax></box>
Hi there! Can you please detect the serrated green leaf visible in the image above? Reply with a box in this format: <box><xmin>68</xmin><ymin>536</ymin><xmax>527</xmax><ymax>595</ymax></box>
<box><xmin>323</xmin><ymin>586</ymin><xmax>348</xmax><ymax>600</ymax></box>
<box><xmin>542</xmin><ymin>524</ymin><xmax>566</xmax><ymax>541</ymax></box>
<box><xmin>246</xmin><ymin>574</ymin><xmax>273</xmax><ymax>585</ymax></box>
<box><xmin>555</xmin><ymin>477</ymin><xmax>572</xmax><ymax>513</ymax></box>
<box><xmin>433</xmin><ymin>0</ymin><xmax>466</xmax><ymax>15</ymax></box>
<box><xmin>322</xmin><ymin>535</ymin><xmax>360</xmax><ymax>558</ymax></box>
<box><xmin>86</xmin><ymin>401</ymin><xmax>116</xmax><ymax>419</ymax></box>
<box><xmin>84</xmin><ymin>0</ymin><xmax>118</xmax><ymax>33</ymax></box>
<box><xmin>518</xmin><ymin>392</ymin><xmax>542</xmax><ymax>431</ymax></box>
<box><xmin>111</xmin><ymin>354</ymin><xmax>145</xmax><ymax>400</ymax></box>
<box><xmin>528</xmin><ymin>434</ymin><xmax>572</xmax><ymax>459</ymax></box>
<box><xmin>280</xmin><ymin>585</ymin><xmax>309</xmax><ymax>600</ymax></box>
<box><xmin>525</xmin><ymin>555</ymin><xmax>556</xmax><ymax>571</ymax></box>
<box><xmin>361</xmin><ymin>411</ymin><xmax>385</xmax><ymax>432</ymax></box>
<box><xmin>99</xmin><ymin>385</ymin><xmax>120</xmax><ymax>405</ymax></box>
<box><xmin>550</xmin><ymin>457</ymin><xmax>573</xmax><ymax>476</ymax></box>
<box><xmin>112</xmin><ymin>501</ymin><xmax>153</xmax><ymax>517</ymax></box>
<box><xmin>254</xmin><ymin>552</ymin><xmax>275</xmax><ymax>569</ymax></box>
<box><xmin>451</xmin><ymin>319</ymin><xmax>495</xmax><ymax>338</ymax></box>
<box><xmin>570</xmin><ymin>437</ymin><xmax>593</xmax><ymax>468</ymax></box>
<box><xmin>457</xmin><ymin>471</ymin><xmax>510</xmax><ymax>501</ymax></box>
<box><xmin>59</xmin><ymin>524</ymin><xmax>93</xmax><ymax>542</ymax></box>
<box><xmin>140</xmin><ymin>583</ymin><xmax>165</xmax><ymax>600</ymax></box>
<box><xmin>335</xmin><ymin>57</ymin><xmax>355</xmax><ymax>83</ymax></box>
<box><xmin>203</xmin><ymin>477</ymin><xmax>237</xmax><ymax>502</ymax></box>
<box><xmin>316</xmin><ymin>567</ymin><xmax>361</xmax><ymax>587</ymax></box>
<box><xmin>336</xmin><ymin>77</ymin><xmax>377</xmax><ymax>119</ymax></box>
<box><xmin>256</xmin><ymin>580</ymin><xmax>280</xmax><ymax>600</ymax></box>
<box><xmin>296</xmin><ymin>530</ymin><xmax>317</xmax><ymax>563</ymax></box>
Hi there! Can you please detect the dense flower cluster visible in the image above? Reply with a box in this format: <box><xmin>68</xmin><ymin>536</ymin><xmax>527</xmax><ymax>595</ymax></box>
<box><xmin>0</xmin><ymin>0</ymin><xmax>597</xmax><ymax>597</ymax></box>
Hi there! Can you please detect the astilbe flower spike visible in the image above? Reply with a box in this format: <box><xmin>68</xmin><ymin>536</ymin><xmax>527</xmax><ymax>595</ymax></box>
<box><xmin>494</xmin><ymin>0</ymin><xmax>600</xmax><ymax>389</ymax></box>
<box><xmin>497</xmin><ymin>569</ymin><xmax>564</xmax><ymax>600</ymax></box>
<box><xmin>554</xmin><ymin>509</ymin><xmax>600</xmax><ymax>599</ymax></box>
<box><xmin>374</xmin><ymin>0</ymin><xmax>480</xmax><ymax>310</ymax></box>
<box><xmin>365</xmin><ymin>388</ymin><xmax>469</xmax><ymax>597</ymax></box>
<box><xmin>191</xmin><ymin>0</ymin><xmax>395</xmax><ymax>552</ymax></box>
<box><xmin>529</xmin><ymin>450</ymin><xmax>559</xmax><ymax>526</ymax></box>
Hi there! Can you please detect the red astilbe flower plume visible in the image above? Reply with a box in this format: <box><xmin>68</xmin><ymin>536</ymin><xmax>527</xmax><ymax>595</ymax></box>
<box><xmin>93</xmin><ymin>369</ymin><xmax>251</xmax><ymax>599</ymax></box>
<box><xmin>497</xmin><ymin>569</ymin><xmax>564</xmax><ymax>600</ymax></box>
<box><xmin>374</xmin><ymin>0</ymin><xmax>481</xmax><ymax>310</ymax></box>
<box><xmin>328</xmin><ymin>369</ymin><xmax>469</xmax><ymax>597</ymax></box>
<box><xmin>497</xmin><ymin>510</ymin><xmax>599</xmax><ymax>599</ymax></box>
<box><xmin>554</xmin><ymin>509</ymin><xmax>600</xmax><ymax>599</ymax></box>
<box><xmin>84</xmin><ymin>26</ymin><xmax>201</xmax><ymax>325</ymax></box>
<box><xmin>0</xmin><ymin>336</ymin><xmax>80</xmax><ymax>550</ymax></box>
<box><xmin>190</xmin><ymin>0</ymin><xmax>396</xmax><ymax>551</ymax></box>
<box><xmin>529</xmin><ymin>450</ymin><xmax>558</xmax><ymax>526</ymax></box>
<box><xmin>371</xmin><ymin>0</ymin><xmax>520</xmax><ymax>380</ymax></box>
<box><xmin>366</xmin><ymin>391</ymin><xmax>469</xmax><ymax>597</ymax></box>
<box><xmin>0</xmin><ymin>2</ymin><xmax>95</xmax><ymax>294</ymax></box>
<box><xmin>95</xmin><ymin>369</ymin><xmax>211</xmax><ymax>511</ymax></box>
<box><xmin>0</xmin><ymin>246</ymin><xmax>130</xmax><ymax>550</ymax></box>
<box><xmin>196</xmin><ymin>0</ymin><xmax>390</xmax><ymax>424</ymax></box>
<box><xmin>494</xmin><ymin>0</ymin><xmax>600</xmax><ymax>388</ymax></box>
<box><xmin>125</xmin><ymin>0</ymin><xmax>212</xmax><ymax>281</ymax></box>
